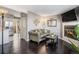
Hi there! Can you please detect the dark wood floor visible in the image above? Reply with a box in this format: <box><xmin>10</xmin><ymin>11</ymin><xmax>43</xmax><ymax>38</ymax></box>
<box><xmin>0</xmin><ymin>38</ymin><xmax>75</xmax><ymax>54</ymax></box>
<box><xmin>7</xmin><ymin>39</ymin><xmax>65</xmax><ymax>54</ymax></box>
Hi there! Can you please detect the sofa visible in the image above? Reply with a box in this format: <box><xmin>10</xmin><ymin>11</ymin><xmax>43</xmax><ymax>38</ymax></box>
<box><xmin>28</xmin><ymin>29</ymin><xmax>50</xmax><ymax>43</ymax></box>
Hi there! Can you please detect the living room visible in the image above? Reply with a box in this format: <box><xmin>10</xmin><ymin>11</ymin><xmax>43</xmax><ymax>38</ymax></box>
<box><xmin>0</xmin><ymin>5</ymin><xmax>79</xmax><ymax>54</ymax></box>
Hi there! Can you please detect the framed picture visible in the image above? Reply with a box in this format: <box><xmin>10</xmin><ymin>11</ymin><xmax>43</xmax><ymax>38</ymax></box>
<box><xmin>47</xmin><ymin>18</ymin><xmax>57</xmax><ymax>27</ymax></box>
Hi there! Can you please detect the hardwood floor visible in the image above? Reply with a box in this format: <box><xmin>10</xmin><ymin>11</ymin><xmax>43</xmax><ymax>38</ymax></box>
<box><xmin>8</xmin><ymin>38</ymin><xmax>64</xmax><ymax>54</ymax></box>
<box><xmin>1</xmin><ymin>38</ymin><xmax>74</xmax><ymax>54</ymax></box>
<box><xmin>0</xmin><ymin>33</ymin><xmax>77</xmax><ymax>54</ymax></box>
<box><xmin>0</xmin><ymin>33</ymin><xmax>73</xmax><ymax>54</ymax></box>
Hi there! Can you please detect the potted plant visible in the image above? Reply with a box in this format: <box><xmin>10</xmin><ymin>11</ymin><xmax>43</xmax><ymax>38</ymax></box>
<box><xmin>69</xmin><ymin>40</ymin><xmax>79</xmax><ymax>53</ymax></box>
<box><xmin>74</xmin><ymin>24</ymin><xmax>79</xmax><ymax>40</ymax></box>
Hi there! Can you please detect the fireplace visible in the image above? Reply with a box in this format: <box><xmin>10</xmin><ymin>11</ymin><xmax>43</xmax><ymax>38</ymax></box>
<box><xmin>62</xmin><ymin>22</ymin><xmax>79</xmax><ymax>47</ymax></box>
<box><xmin>64</xmin><ymin>25</ymin><xmax>76</xmax><ymax>39</ymax></box>
<box><xmin>62</xmin><ymin>22</ymin><xmax>79</xmax><ymax>41</ymax></box>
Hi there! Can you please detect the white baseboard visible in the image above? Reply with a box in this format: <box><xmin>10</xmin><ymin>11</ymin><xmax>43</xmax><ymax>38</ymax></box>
<box><xmin>26</xmin><ymin>37</ymin><xmax>29</xmax><ymax>41</ymax></box>
<box><xmin>21</xmin><ymin>38</ymin><xmax>29</xmax><ymax>42</ymax></box>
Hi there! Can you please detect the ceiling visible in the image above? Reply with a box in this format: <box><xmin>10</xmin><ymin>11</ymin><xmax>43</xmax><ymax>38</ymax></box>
<box><xmin>2</xmin><ymin>5</ymin><xmax>78</xmax><ymax>16</ymax></box>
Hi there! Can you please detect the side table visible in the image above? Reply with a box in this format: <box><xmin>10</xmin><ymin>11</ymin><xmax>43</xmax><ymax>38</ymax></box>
<box><xmin>45</xmin><ymin>35</ymin><xmax>58</xmax><ymax>49</ymax></box>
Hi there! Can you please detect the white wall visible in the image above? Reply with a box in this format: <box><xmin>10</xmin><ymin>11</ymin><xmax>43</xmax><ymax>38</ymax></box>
<box><xmin>20</xmin><ymin>14</ymin><xmax>27</xmax><ymax>41</ymax></box>
<box><xmin>44</xmin><ymin>15</ymin><xmax>62</xmax><ymax>37</ymax></box>
<box><xmin>27</xmin><ymin>12</ymin><xmax>62</xmax><ymax>40</ymax></box>
<box><xmin>38</xmin><ymin>15</ymin><xmax>62</xmax><ymax>37</ymax></box>
<box><xmin>0</xmin><ymin>32</ymin><xmax>2</xmax><ymax>45</ymax></box>
<box><xmin>27</xmin><ymin>12</ymin><xmax>40</xmax><ymax>40</ymax></box>
<box><xmin>0</xmin><ymin>29</ymin><xmax>10</xmax><ymax>45</ymax></box>
<box><xmin>27</xmin><ymin>12</ymin><xmax>40</xmax><ymax>31</ymax></box>
<box><xmin>0</xmin><ymin>17</ymin><xmax>13</xmax><ymax>45</ymax></box>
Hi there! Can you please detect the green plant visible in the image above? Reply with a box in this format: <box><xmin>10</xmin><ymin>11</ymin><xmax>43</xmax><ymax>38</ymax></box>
<box><xmin>74</xmin><ymin>24</ymin><xmax>79</xmax><ymax>40</ymax></box>
<box><xmin>69</xmin><ymin>40</ymin><xmax>79</xmax><ymax>53</ymax></box>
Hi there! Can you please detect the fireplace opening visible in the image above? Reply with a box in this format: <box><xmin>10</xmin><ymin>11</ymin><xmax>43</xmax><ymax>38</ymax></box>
<box><xmin>64</xmin><ymin>25</ymin><xmax>77</xmax><ymax>40</ymax></box>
